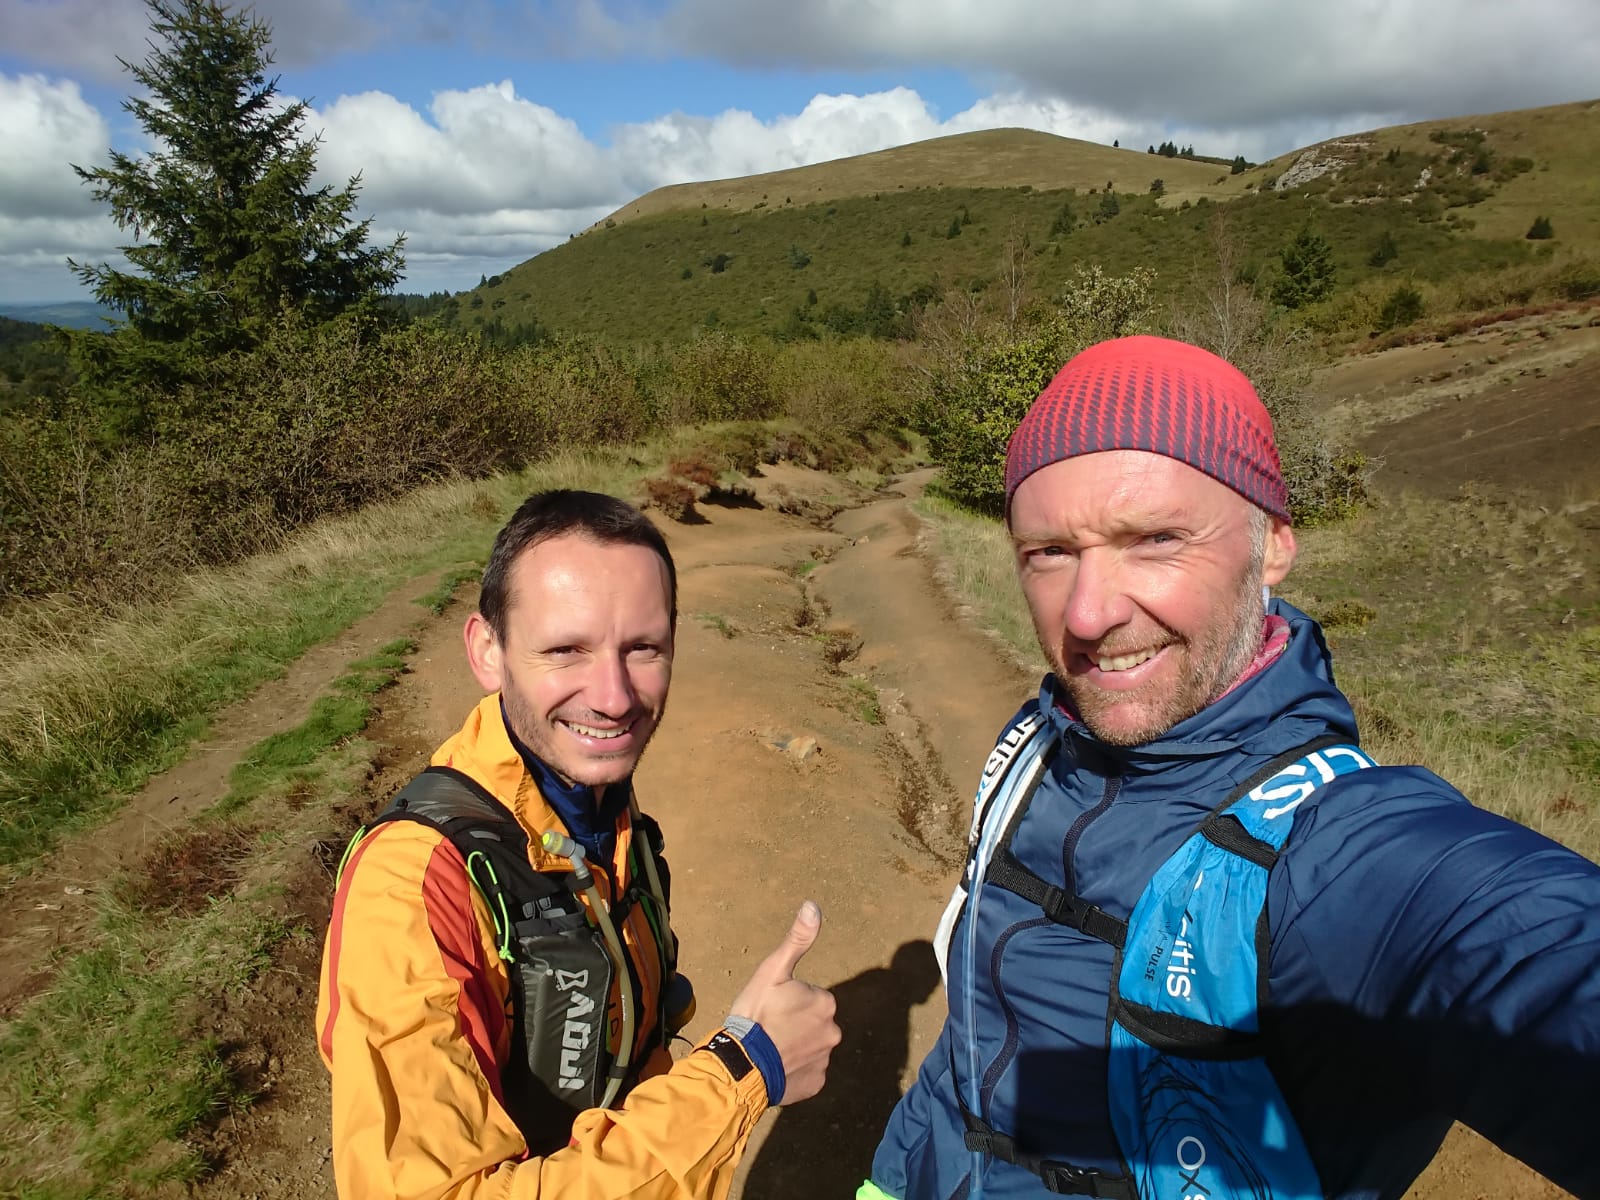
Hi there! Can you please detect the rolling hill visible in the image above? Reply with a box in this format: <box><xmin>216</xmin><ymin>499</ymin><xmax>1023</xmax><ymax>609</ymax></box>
<box><xmin>443</xmin><ymin>100</ymin><xmax>1600</xmax><ymax>345</ymax></box>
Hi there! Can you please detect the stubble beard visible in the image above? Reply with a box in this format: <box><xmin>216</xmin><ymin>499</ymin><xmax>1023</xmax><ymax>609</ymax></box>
<box><xmin>500</xmin><ymin>673</ymin><xmax>666</xmax><ymax>791</ymax></box>
<box><xmin>1047</xmin><ymin>527</ymin><xmax>1269</xmax><ymax>748</ymax></box>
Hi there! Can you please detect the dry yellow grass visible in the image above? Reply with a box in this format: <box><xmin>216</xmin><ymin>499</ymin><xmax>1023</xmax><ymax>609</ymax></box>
<box><xmin>589</xmin><ymin>127</ymin><xmax>1229</xmax><ymax>229</ymax></box>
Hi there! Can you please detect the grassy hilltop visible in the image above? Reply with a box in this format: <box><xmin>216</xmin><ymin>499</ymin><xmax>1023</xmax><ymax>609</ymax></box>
<box><xmin>444</xmin><ymin>100</ymin><xmax>1600</xmax><ymax>345</ymax></box>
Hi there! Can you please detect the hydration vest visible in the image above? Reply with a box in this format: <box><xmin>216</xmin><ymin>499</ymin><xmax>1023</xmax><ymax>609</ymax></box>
<box><xmin>934</xmin><ymin>706</ymin><xmax>1375</xmax><ymax>1198</ymax></box>
<box><xmin>340</xmin><ymin>766</ymin><xmax>677</xmax><ymax>1154</ymax></box>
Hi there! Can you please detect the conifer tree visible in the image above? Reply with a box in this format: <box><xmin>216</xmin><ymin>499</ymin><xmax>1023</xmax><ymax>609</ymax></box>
<box><xmin>1271</xmin><ymin>223</ymin><xmax>1336</xmax><ymax>308</ymax></box>
<box><xmin>69</xmin><ymin>0</ymin><xmax>403</xmax><ymax>411</ymax></box>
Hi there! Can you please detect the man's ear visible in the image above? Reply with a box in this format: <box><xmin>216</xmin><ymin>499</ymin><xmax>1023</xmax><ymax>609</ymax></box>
<box><xmin>463</xmin><ymin>611</ymin><xmax>505</xmax><ymax>693</ymax></box>
<box><xmin>1262</xmin><ymin>518</ymin><xmax>1297</xmax><ymax>587</ymax></box>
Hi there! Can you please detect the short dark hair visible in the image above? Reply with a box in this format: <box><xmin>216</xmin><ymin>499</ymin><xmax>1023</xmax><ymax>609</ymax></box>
<box><xmin>478</xmin><ymin>490</ymin><xmax>677</xmax><ymax>641</ymax></box>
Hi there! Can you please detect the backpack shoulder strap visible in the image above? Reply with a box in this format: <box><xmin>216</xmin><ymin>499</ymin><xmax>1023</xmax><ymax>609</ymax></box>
<box><xmin>355</xmin><ymin>765</ymin><xmax>565</xmax><ymax>963</ymax></box>
<box><xmin>933</xmin><ymin>704</ymin><xmax>1057</xmax><ymax>979</ymax></box>
<box><xmin>1204</xmin><ymin>733</ymin><xmax>1376</xmax><ymax>861</ymax></box>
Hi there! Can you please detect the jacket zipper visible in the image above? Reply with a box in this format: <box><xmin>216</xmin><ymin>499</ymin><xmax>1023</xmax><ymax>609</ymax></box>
<box><xmin>1061</xmin><ymin>769</ymin><xmax>1123</xmax><ymax>896</ymax></box>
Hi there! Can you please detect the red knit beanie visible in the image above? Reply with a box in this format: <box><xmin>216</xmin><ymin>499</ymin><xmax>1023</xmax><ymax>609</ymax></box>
<box><xmin>1004</xmin><ymin>335</ymin><xmax>1290</xmax><ymax>522</ymax></box>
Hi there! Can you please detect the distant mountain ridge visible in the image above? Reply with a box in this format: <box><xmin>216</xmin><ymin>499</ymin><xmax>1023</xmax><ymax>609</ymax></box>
<box><xmin>587</xmin><ymin>128</ymin><xmax>1233</xmax><ymax>231</ymax></box>
<box><xmin>441</xmin><ymin>98</ymin><xmax>1599</xmax><ymax>345</ymax></box>
<box><xmin>0</xmin><ymin>302</ymin><xmax>118</xmax><ymax>331</ymax></box>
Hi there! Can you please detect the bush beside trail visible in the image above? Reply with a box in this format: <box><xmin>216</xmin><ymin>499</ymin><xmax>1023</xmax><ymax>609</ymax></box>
<box><xmin>0</xmin><ymin>319</ymin><xmax>915</xmax><ymax>606</ymax></box>
<box><xmin>915</xmin><ymin>262</ymin><xmax>1370</xmax><ymax>525</ymax></box>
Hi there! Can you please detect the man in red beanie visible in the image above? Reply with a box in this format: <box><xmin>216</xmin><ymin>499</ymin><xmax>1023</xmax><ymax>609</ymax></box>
<box><xmin>864</xmin><ymin>336</ymin><xmax>1600</xmax><ymax>1200</ymax></box>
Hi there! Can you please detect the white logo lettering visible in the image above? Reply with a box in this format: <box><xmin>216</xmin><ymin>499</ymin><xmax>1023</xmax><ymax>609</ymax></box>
<box><xmin>1250</xmin><ymin>764</ymin><xmax>1315</xmax><ymax>819</ymax></box>
<box><xmin>555</xmin><ymin>968</ymin><xmax>589</xmax><ymax>992</ymax></box>
<box><xmin>558</xmin><ymin>1043</ymin><xmax>585</xmax><ymax>1090</ymax></box>
<box><xmin>1250</xmin><ymin>747</ymin><xmax>1376</xmax><ymax>819</ymax></box>
<box><xmin>1164</xmin><ymin>885</ymin><xmax>1201</xmax><ymax>1002</ymax></box>
<box><xmin>1176</xmin><ymin>1134</ymin><xmax>1208</xmax><ymax>1199</ymax></box>
<box><xmin>555</xmin><ymin>973</ymin><xmax>600</xmax><ymax>1091</ymax></box>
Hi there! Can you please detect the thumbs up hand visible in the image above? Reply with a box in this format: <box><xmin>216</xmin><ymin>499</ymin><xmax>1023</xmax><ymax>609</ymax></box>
<box><xmin>727</xmin><ymin>901</ymin><xmax>841</xmax><ymax>1106</ymax></box>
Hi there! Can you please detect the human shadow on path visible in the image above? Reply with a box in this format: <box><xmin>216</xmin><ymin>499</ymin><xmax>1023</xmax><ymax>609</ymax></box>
<box><xmin>742</xmin><ymin>939</ymin><xmax>942</xmax><ymax>1199</ymax></box>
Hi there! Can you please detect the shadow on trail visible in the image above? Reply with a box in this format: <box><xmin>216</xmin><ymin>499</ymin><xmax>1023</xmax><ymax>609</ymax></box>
<box><xmin>743</xmin><ymin>940</ymin><xmax>941</xmax><ymax>1199</ymax></box>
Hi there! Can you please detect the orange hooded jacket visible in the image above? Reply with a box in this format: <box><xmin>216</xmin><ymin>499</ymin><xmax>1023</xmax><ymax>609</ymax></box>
<box><xmin>316</xmin><ymin>694</ymin><xmax>769</xmax><ymax>1199</ymax></box>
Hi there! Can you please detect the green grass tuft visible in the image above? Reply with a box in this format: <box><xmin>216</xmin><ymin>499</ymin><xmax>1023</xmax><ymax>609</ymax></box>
<box><xmin>0</xmin><ymin>899</ymin><xmax>295</xmax><ymax>1199</ymax></box>
<box><xmin>414</xmin><ymin>565</ymin><xmax>482</xmax><ymax>616</ymax></box>
<box><xmin>216</xmin><ymin>639</ymin><xmax>414</xmax><ymax>814</ymax></box>
<box><xmin>845</xmin><ymin>676</ymin><xmax>883</xmax><ymax>725</ymax></box>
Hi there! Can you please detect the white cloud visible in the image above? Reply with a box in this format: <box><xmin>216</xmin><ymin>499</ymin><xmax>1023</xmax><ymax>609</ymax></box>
<box><xmin>0</xmin><ymin>74</ymin><xmax>123</xmax><ymax>299</ymax></box>
<box><xmin>608</xmin><ymin>87</ymin><xmax>943</xmax><ymax>192</ymax></box>
<box><xmin>308</xmin><ymin>82</ymin><xmax>620</xmax><ymax>215</ymax></box>
<box><xmin>1</xmin><ymin>74</ymin><xmax>112</xmax><ymax>216</ymax></box>
<box><xmin>651</xmin><ymin>0</ymin><xmax>1600</xmax><ymax>133</ymax></box>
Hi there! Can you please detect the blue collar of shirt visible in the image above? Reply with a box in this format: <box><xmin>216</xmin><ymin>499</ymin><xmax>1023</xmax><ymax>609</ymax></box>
<box><xmin>499</xmin><ymin>699</ymin><xmax>632</xmax><ymax>866</ymax></box>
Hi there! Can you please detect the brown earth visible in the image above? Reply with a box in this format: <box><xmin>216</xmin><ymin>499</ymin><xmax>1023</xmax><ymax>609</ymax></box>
<box><xmin>9</xmin><ymin>320</ymin><xmax>1599</xmax><ymax>1199</ymax></box>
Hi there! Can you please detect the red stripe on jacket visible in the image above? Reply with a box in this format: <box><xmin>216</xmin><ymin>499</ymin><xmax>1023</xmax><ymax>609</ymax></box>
<box><xmin>422</xmin><ymin>838</ymin><xmax>511</xmax><ymax>1106</ymax></box>
<box><xmin>320</xmin><ymin>831</ymin><xmax>380</xmax><ymax>1061</ymax></box>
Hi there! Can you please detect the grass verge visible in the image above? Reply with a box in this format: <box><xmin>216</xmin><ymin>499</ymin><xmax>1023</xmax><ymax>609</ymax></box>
<box><xmin>0</xmin><ymin>892</ymin><xmax>297</xmax><ymax>1197</ymax></box>
<box><xmin>0</xmin><ymin>635</ymin><xmax>423</xmax><ymax>1196</ymax></box>
<box><xmin>912</xmin><ymin>490</ymin><xmax>1045</xmax><ymax>676</ymax></box>
<box><xmin>414</xmin><ymin>565</ymin><xmax>483</xmax><ymax>616</ymax></box>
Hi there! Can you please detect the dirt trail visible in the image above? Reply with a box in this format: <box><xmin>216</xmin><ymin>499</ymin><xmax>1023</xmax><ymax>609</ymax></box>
<box><xmin>195</xmin><ymin>466</ymin><xmax>1029</xmax><ymax>1199</ymax></box>
<box><xmin>0</xmin><ymin>570</ymin><xmax>453</xmax><ymax>1017</ymax></box>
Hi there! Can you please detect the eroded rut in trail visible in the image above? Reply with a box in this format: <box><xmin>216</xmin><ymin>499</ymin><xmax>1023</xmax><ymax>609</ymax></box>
<box><xmin>20</xmin><ymin>453</ymin><xmax>1575</xmax><ymax>1199</ymax></box>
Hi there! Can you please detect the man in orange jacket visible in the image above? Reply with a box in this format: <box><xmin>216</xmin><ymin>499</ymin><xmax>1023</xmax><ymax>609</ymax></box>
<box><xmin>317</xmin><ymin>489</ymin><xmax>841</xmax><ymax>1199</ymax></box>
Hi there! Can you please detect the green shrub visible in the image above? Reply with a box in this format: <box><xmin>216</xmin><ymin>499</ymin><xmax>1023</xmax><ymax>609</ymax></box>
<box><xmin>667</xmin><ymin>331</ymin><xmax>777</xmax><ymax>424</ymax></box>
<box><xmin>920</xmin><ymin>266</ymin><xmax>1155</xmax><ymax>513</ymax></box>
<box><xmin>920</xmin><ymin>332</ymin><xmax>1065</xmax><ymax>514</ymax></box>
<box><xmin>1527</xmin><ymin>215</ymin><xmax>1555</xmax><ymax>240</ymax></box>
<box><xmin>1375</xmin><ymin>283</ymin><xmax>1426</xmax><ymax>332</ymax></box>
<box><xmin>1553</xmin><ymin>257</ymin><xmax>1600</xmax><ymax>301</ymax></box>
<box><xmin>1368</xmin><ymin>230</ymin><xmax>1399</xmax><ymax>268</ymax></box>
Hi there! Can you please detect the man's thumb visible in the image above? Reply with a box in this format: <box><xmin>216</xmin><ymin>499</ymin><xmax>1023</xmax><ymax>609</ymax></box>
<box><xmin>764</xmin><ymin>900</ymin><xmax>823</xmax><ymax>980</ymax></box>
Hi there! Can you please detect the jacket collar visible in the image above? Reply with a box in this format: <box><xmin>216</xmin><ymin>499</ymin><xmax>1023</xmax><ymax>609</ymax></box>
<box><xmin>439</xmin><ymin>695</ymin><xmax>634</xmax><ymax>872</ymax></box>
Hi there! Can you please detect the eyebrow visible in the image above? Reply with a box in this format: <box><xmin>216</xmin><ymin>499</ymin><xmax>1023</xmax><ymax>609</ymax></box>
<box><xmin>1010</xmin><ymin>510</ymin><xmax>1195</xmax><ymax>545</ymax></box>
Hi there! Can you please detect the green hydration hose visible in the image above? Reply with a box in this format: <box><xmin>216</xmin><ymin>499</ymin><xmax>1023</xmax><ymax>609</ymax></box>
<box><xmin>540</xmin><ymin>830</ymin><xmax>635</xmax><ymax>1109</ymax></box>
<box><xmin>628</xmin><ymin>796</ymin><xmax>677</xmax><ymax>965</ymax></box>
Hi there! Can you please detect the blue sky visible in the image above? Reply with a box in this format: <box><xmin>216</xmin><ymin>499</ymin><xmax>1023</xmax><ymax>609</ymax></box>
<box><xmin>2</xmin><ymin>0</ymin><xmax>1597</xmax><ymax>304</ymax></box>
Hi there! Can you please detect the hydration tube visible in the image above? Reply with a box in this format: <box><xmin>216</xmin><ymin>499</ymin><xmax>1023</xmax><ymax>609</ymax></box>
<box><xmin>962</xmin><ymin>745</ymin><xmax>1054</xmax><ymax>1200</ymax></box>
<box><xmin>627</xmin><ymin>796</ymin><xmax>677</xmax><ymax>964</ymax></box>
<box><xmin>541</xmin><ymin>830</ymin><xmax>636</xmax><ymax>1109</ymax></box>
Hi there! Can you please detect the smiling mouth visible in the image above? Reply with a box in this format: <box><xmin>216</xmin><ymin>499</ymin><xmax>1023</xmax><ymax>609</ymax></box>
<box><xmin>561</xmin><ymin>719</ymin><xmax>634</xmax><ymax>740</ymax></box>
<box><xmin>1091</xmin><ymin>647</ymin><xmax>1161</xmax><ymax>673</ymax></box>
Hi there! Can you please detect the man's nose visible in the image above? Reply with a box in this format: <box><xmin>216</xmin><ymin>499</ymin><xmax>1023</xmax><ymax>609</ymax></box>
<box><xmin>585</xmin><ymin>651</ymin><xmax>638</xmax><ymax>716</ymax></box>
<box><xmin>1063</xmin><ymin>548</ymin><xmax>1133</xmax><ymax>644</ymax></box>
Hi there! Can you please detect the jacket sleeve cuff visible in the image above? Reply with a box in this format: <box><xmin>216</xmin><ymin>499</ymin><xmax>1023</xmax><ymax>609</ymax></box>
<box><xmin>699</xmin><ymin>1020</ymin><xmax>784</xmax><ymax>1106</ymax></box>
<box><xmin>721</xmin><ymin>1016</ymin><xmax>785</xmax><ymax>1105</ymax></box>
